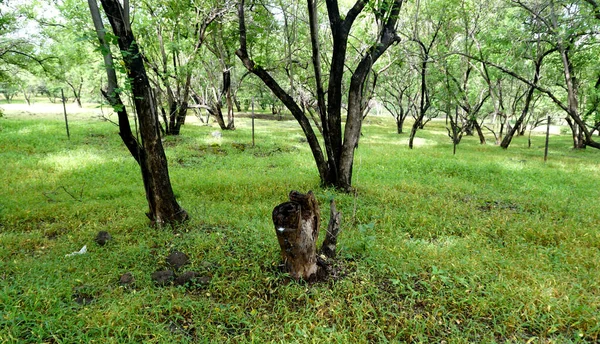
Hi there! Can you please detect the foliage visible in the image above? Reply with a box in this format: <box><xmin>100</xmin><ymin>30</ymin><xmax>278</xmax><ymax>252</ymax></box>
<box><xmin>1</xmin><ymin>106</ymin><xmax>599</xmax><ymax>342</ymax></box>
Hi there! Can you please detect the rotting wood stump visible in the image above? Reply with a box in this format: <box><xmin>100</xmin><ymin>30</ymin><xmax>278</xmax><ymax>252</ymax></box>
<box><xmin>272</xmin><ymin>191</ymin><xmax>340</xmax><ymax>281</ymax></box>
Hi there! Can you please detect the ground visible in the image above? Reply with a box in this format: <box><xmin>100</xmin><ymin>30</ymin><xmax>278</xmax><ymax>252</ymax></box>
<box><xmin>0</xmin><ymin>100</ymin><xmax>599</xmax><ymax>343</ymax></box>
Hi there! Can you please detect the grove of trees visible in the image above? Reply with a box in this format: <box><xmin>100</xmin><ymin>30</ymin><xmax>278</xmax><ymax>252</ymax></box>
<box><xmin>2</xmin><ymin>0</ymin><xmax>600</xmax><ymax>215</ymax></box>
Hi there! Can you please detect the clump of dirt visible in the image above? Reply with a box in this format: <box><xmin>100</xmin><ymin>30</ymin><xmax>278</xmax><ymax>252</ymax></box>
<box><xmin>119</xmin><ymin>272</ymin><xmax>135</xmax><ymax>287</ymax></box>
<box><xmin>174</xmin><ymin>271</ymin><xmax>211</xmax><ymax>287</ymax></box>
<box><xmin>166</xmin><ymin>251</ymin><xmax>189</xmax><ymax>271</ymax></box>
<box><xmin>151</xmin><ymin>270</ymin><xmax>174</xmax><ymax>286</ymax></box>
<box><xmin>150</xmin><ymin>251</ymin><xmax>211</xmax><ymax>289</ymax></box>
<box><xmin>476</xmin><ymin>200</ymin><xmax>521</xmax><ymax>212</ymax></box>
<box><xmin>95</xmin><ymin>231</ymin><xmax>111</xmax><ymax>246</ymax></box>
<box><xmin>72</xmin><ymin>286</ymin><xmax>95</xmax><ymax>305</ymax></box>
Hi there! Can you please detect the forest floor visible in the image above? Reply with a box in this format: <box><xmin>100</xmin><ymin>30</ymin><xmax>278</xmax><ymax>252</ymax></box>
<box><xmin>1</xmin><ymin>102</ymin><xmax>599</xmax><ymax>343</ymax></box>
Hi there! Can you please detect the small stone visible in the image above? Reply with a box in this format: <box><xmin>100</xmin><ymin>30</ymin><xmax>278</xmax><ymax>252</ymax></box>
<box><xmin>95</xmin><ymin>231</ymin><xmax>111</xmax><ymax>246</ymax></box>
<box><xmin>166</xmin><ymin>251</ymin><xmax>189</xmax><ymax>270</ymax></box>
<box><xmin>151</xmin><ymin>270</ymin><xmax>174</xmax><ymax>286</ymax></box>
<box><xmin>174</xmin><ymin>271</ymin><xmax>211</xmax><ymax>287</ymax></box>
<box><xmin>119</xmin><ymin>272</ymin><xmax>134</xmax><ymax>286</ymax></box>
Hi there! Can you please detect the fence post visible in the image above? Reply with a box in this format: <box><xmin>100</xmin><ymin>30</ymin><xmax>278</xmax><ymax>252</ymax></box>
<box><xmin>544</xmin><ymin>115</ymin><xmax>551</xmax><ymax>163</ymax></box>
<box><xmin>252</xmin><ymin>97</ymin><xmax>255</xmax><ymax>147</ymax></box>
<box><xmin>61</xmin><ymin>88</ymin><xmax>70</xmax><ymax>140</ymax></box>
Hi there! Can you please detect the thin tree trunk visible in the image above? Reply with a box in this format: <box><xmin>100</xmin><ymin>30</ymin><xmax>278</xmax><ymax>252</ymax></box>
<box><xmin>473</xmin><ymin>120</ymin><xmax>486</xmax><ymax>144</ymax></box>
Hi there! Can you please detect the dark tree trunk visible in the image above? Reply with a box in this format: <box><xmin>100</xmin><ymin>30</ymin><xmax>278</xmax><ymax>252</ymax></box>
<box><xmin>223</xmin><ymin>69</ymin><xmax>235</xmax><ymax>130</ymax></box>
<box><xmin>66</xmin><ymin>79</ymin><xmax>83</xmax><ymax>108</ymax></box>
<box><xmin>166</xmin><ymin>101</ymin><xmax>188</xmax><ymax>135</ymax></box>
<box><xmin>94</xmin><ymin>0</ymin><xmax>188</xmax><ymax>225</ymax></box>
<box><xmin>234</xmin><ymin>95</ymin><xmax>242</xmax><ymax>112</ymax></box>
<box><xmin>319</xmin><ymin>199</ymin><xmax>341</xmax><ymax>259</ymax></box>
<box><xmin>473</xmin><ymin>119</ymin><xmax>486</xmax><ymax>144</ymax></box>
<box><xmin>408</xmin><ymin>119</ymin><xmax>420</xmax><ymax>149</ymax></box>
<box><xmin>396</xmin><ymin>116</ymin><xmax>405</xmax><ymax>134</ymax></box>
<box><xmin>23</xmin><ymin>90</ymin><xmax>32</xmax><ymax>106</ymax></box>
<box><xmin>206</xmin><ymin>70</ymin><xmax>235</xmax><ymax>131</ymax></box>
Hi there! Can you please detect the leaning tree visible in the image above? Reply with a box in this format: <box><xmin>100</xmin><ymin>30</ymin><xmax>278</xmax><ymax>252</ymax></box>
<box><xmin>237</xmin><ymin>0</ymin><xmax>404</xmax><ymax>191</ymax></box>
<box><xmin>88</xmin><ymin>0</ymin><xmax>188</xmax><ymax>225</ymax></box>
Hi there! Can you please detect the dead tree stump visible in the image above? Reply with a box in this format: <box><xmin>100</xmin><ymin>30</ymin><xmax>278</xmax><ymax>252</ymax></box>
<box><xmin>272</xmin><ymin>191</ymin><xmax>341</xmax><ymax>281</ymax></box>
<box><xmin>272</xmin><ymin>191</ymin><xmax>320</xmax><ymax>280</ymax></box>
<box><xmin>319</xmin><ymin>199</ymin><xmax>341</xmax><ymax>259</ymax></box>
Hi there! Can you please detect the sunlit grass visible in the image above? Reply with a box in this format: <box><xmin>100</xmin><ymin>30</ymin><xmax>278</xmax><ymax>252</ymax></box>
<box><xmin>0</xmin><ymin>110</ymin><xmax>599</xmax><ymax>342</ymax></box>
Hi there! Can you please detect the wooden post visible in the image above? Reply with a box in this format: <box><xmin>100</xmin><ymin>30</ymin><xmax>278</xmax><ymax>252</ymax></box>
<box><xmin>61</xmin><ymin>88</ymin><xmax>70</xmax><ymax>140</ymax></box>
<box><xmin>251</xmin><ymin>97</ymin><xmax>255</xmax><ymax>147</ymax></box>
<box><xmin>544</xmin><ymin>115</ymin><xmax>551</xmax><ymax>163</ymax></box>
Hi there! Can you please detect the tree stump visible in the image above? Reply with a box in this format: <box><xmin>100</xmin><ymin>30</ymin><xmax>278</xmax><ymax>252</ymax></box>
<box><xmin>319</xmin><ymin>199</ymin><xmax>341</xmax><ymax>259</ymax></box>
<box><xmin>272</xmin><ymin>191</ymin><xmax>320</xmax><ymax>280</ymax></box>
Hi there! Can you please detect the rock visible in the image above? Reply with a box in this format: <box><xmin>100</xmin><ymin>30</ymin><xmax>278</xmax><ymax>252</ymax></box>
<box><xmin>166</xmin><ymin>251</ymin><xmax>189</xmax><ymax>270</ymax></box>
<box><xmin>211</xmin><ymin>131</ymin><xmax>222</xmax><ymax>138</ymax></box>
<box><xmin>151</xmin><ymin>270</ymin><xmax>174</xmax><ymax>286</ymax></box>
<box><xmin>119</xmin><ymin>272</ymin><xmax>134</xmax><ymax>286</ymax></box>
<box><xmin>95</xmin><ymin>231</ymin><xmax>111</xmax><ymax>246</ymax></box>
<box><xmin>174</xmin><ymin>271</ymin><xmax>211</xmax><ymax>287</ymax></box>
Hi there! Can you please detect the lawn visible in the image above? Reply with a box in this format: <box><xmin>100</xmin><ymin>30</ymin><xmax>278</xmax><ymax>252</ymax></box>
<box><xmin>1</xmin><ymin>104</ymin><xmax>599</xmax><ymax>343</ymax></box>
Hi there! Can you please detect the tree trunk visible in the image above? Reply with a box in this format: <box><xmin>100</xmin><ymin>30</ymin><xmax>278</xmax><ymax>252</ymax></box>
<box><xmin>396</xmin><ymin>116</ymin><xmax>404</xmax><ymax>134</ymax></box>
<box><xmin>95</xmin><ymin>0</ymin><xmax>188</xmax><ymax>225</ymax></box>
<box><xmin>408</xmin><ymin>119</ymin><xmax>420</xmax><ymax>149</ymax></box>
<box><xmin>473</xmin><ymin>119</ymin><xmax>486</xmax><ymax>144</ymax></box>
<box><xmin>223</xmin><ymin>69</ymin><xmax>235</xmax><ymax>129</ymax></box>
<box><xmin>209</xmin><ymin>101</ymin><xmax>229</xmax><ymax>130</ymax></box>
<box><xmin>500</xmin><ymin>84</ymin><xmax>534</xmax><ymax>149</ymax></box>
<box><xmin>166</xmin><ymin>101</ymin><xmax>188</xmax><ymax>135</ymax></box>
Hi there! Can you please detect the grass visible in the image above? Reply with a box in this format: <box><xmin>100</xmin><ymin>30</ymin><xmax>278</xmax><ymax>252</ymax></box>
<box><xmin>0</xmin><ymin>104</ymin><xmax>599</xmax><ymax>343</ymax></box>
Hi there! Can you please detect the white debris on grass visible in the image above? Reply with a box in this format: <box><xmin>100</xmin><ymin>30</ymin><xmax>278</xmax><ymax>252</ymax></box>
<box><xmin>65</xmin><ymin>245</ymin><xmax>87</xmax><ymax>257</ymax></box>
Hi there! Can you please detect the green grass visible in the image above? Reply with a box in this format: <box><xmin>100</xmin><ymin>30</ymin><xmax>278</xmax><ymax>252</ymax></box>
<box><xmin>1</xmin><ymin>107</ymin><xmax>599</xmax><ymax>343</ymax></box>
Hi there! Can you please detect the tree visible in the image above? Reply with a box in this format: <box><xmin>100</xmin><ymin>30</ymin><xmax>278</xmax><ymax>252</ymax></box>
<box><xmin>0</xmin><ymin>3</ymin><xmax>51</xmax><ymax>89</ymax></box>
<box><xmin>198</xmin><ymin>17</ymin><xmax>239</xmax><ymax>130</ymax></box>
<box><xmin>137</xmin><ymin>0</ymin><xmax>229</xmax><ymax>135</ymax></box>
<box><xmin>475</xmin><ymin>0</ymin><xmax>600</xmax><ymax>149</ymax></box>
<box><xmin>380</xmin><ymin>59</ymin><xmax>417</xmax><ymax>134</ymax></box>
<box><xmin>237</xmin><ymin>0</ymin><xmax>404</xmax><ymax>191</ymax></box>
<box><xmin>88</xmin><ymin>0</ymin><xmax>188</xmax><ymax>225</ymax></box>
<box><xmin>441</xmin><ymin>0</ymin><xmax>491</xmax><ymax>146</ymax></box>
<box><xmin>400</xmin><ymin>0</ymin><xmax>443</xmax><ymax>149</ymax></box>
